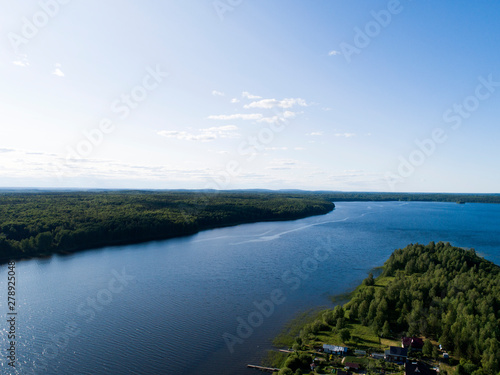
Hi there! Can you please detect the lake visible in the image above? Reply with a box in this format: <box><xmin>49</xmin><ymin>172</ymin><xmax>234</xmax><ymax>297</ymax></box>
<box><xmin>1</xmin><ymin>202</ymin><xmax>499</xmax><ymax>375</ymax></box>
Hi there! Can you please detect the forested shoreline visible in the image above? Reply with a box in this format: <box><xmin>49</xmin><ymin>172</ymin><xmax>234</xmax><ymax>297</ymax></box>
<box><xmin>271</xmin><ymin>242</ymin><xmax>500</xmax><ymax>374</ymax></box>
<box><xmin>0</xmin><ymin>191</ymin><xmax>334</xmax><ymax>262</ymax></box>
<box><xmin>317</xmin><ymin>192</ymin><xmax>500</xmax><ymax>204</ymax></box>
<box><xmin>1</xmin><ymin>189</ymin><xmax>499</xmax><ymax>263</ymax></box>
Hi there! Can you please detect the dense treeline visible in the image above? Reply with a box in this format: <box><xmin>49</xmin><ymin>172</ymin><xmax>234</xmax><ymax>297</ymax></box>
<box><xmin>344</xmin><ymin>243</ymin><xmax>499</xmax><ymax>374</ymax></box>
<box><xmin>317</xmin><ymin>192</ymin><xmax>500</xmax><ymax>204</ymax></box>
<box><xmin>0</xmin><ymin>191</ymin><xmax>334</xmax><ymax>262</ymax></box>
<box><xmin>4</xmin><ymin>189</ymin><xmax>500</xmax><ymax>204</ymax></box>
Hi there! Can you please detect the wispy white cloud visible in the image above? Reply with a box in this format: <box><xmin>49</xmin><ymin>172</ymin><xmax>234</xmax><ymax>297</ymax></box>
<box><xmin>158</xmin><ymin>130</ymin><xmax>216</xmax><ymax>142</ymax></box>
<box><xmin>258</xmin><ymin>111</ymin><xmax>297</xmax><ymax>124</ymax></box>
<box><xmin>208</xmin><ymin>113</ymin><xmax>263</xmax><ymax>121</ymax></box>
<box><xmin>212</xmin><ymin>90</ymin><xmax>225</xmax><ymax>96</ymax></box>
<box><xmin>328</xmin><ymin>50</ymin><xmax>341</xmax><ymax>56</ymax></box>
<box><xmin>0</xmin><ymin>150</ymin><xmax>226</xmax><ymax>184</ymax></box>
<box><xmin>0</xmin><ymin>146</ymin><xmax>391</xmax><ymax>190</ymax></box>
<box><xmin>244</xmin><ymin>98</ymin><xmax>307</xmax><ymax>109</ymax></box>
<box><xmin>307</xmin><ymin>131</ymin><xmax>323</xmax><ymax>136</ymax></box>
<box><xmin>333</xmin><ymin>133</ymin><xmax>356</xmax><ymax>138</ymax></box>
<box><xmin>266</xmin><ymin>158</ymin><xmax>299</xmax><ymax>170</ymax></box>
<box><xmin>13</xmin><ymin>60</ymin><xmax>29</xmax><ymax>67</ymax></box>
<box><xmin>158</xmin><ymin>125</ymin><xmax>239</xmax><ymax>142</ymax></box>
<box><xmin>230</xmin><ymin>98</ymin><xmax>240</xmax><ymax>103</ymax></box>
<box><xmin>12</xmin><ymin>55</ymin><xmax>30</xmax><ymax>67</ymax></box>
<box><xmin>265</xmin><ymin>147</ymin><xmax>288</xmax><ymax>151</ymax></box>
<box><xmin>258</xmin><ymin>117</ymin><xmax>281</xmax><ymax>124</ymax></box>
<box><xmin>205</xmin><ymin>125</ymin><xmax>239</xmax><ymax>135</ymax></box>
<box><xmin>242</xmin><ymin>91</ymin><xmax>262</xmax><ymax>99</ymax></box>
<box><xmin>52</xmin><ymin>63</ymin><xmax>65</xmax><ymax>77</ymax></box>
<box><xmin>53</xmin><ymin>69</ymin><xmax>65</xmax><ymax>77</ymax></box>
<box><xmin>294</xmin><ymin>147</ymin><xmax>306</xmax><ymax>151</ymax></box>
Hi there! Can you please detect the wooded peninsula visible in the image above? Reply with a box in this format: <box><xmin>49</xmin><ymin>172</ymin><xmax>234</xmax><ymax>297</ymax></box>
<box><xmin>268</xmin><ymin>242</ymin><xmax>500</xmax><ymax>375</ymax></box>
<box><xmin>0</xmin><ymin>191</ymin><xmax>334</xmax><ymax>262</ymax></box>
<box><xmin>1</xmin><ymin>189</ymin><xmax>500</xmax><ymax>263</ymax></box>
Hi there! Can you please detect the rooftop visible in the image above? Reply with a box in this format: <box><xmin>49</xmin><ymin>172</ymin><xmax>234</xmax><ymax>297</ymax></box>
<box><xmin>386</xmin><ymin>346</ymin><xmax>408</xmax><ymax>357</ymax></box>
<box><xmin>345</xmin><ymin>362</ymin><xmax>360</xmax><ymax>369</ymax></box>
<box><xmin>402</xmin><ymin>337</ymin><xmax>424</xmax><ymax>348</ymax></box>
<box><xmin>405</xmin><ymin>361</ymin><xmax>437</xmax><ymax>375</ymax></box>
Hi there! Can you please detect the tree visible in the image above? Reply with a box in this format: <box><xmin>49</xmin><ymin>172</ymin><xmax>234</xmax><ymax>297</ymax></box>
<box><xmin>423</xmin><ymin>339</ymin><xmax>433</xmax><ymax>357</ymax></box>
<box><xmin>381</xmin><ymin>321</ymin><xmax>390</xmax><ymax>338</ymax></box>
<box><xmin>358</xmin><ymin>300</ymin><xmax>369</xmax><ymax>323</ymax></box>
<box><xmin>35</xmin><ymin>232</ymin><xmax>53</xmax><ymax>252</ymax></box>
<box><xmin>440</xmin><ymin>329</ymin><xmax>452</xmax><ymax>352</ymax></box>
<box><xmin>364</xmin><ymin>273</ymin><xmax>375</xmax><ymax>286</ymax></box>
<box><xmin>333</xmin><ymin>305</ymin><xmax>345</xmax><ymax>320</ymax></box>
<box><xmin>336</xmin><ymin>318</ymin><xmax>344</xmax><ymax>331</ymax></box>
<box><xmin>323</xmin><ymin>310</ymin><xmax>335</xmax><ymax>325</ymax></box>
<box><xmin>348</xmin><ymin>302</ymin><xmax>358</xmax><ymax>320</ymax></box>
<box><xmin>374</xmin><ymin>299</ymin><xmax>388</xmax><ymax>332</ymax></box>
<box><xmin>481</xmin><ymin>339</ymin><xmax>500</xmax><ymax>374</ymax></box>
<box><xmin>340</xmin><ymin>328</ymin><xmax>351</xmax><ymax>343</ymax></box>
<box><xmin>432</xmin><ymin>346</ymin><xmax>439</xmax><ymax>359</ymax></box>
<box><xmin>455</xmin><ymin>364</ymin><xmax>466</xmax><ymax>375</ymax></box>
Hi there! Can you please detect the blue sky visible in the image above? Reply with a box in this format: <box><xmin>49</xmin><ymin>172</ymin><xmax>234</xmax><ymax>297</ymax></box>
<box><xmin>1</xmin><ymin>0</ymin><xmax>499</xmax><ymax>192</ymax></box>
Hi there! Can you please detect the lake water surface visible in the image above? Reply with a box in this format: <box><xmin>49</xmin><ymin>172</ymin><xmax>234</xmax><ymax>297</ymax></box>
<box><xmin>1</xmin><ymin>202</ymin><xmax>499</xmax><ymax>375</ymax></box>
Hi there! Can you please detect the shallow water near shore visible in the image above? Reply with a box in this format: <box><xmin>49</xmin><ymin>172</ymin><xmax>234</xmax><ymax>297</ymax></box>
<box><xmin>1</xmin><ymin>202</ymin><xmax>499</xmax><ymax>375</ymax></box>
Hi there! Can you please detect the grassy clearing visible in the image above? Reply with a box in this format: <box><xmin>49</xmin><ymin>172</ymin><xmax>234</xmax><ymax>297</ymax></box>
<box><xmin>380</xmin><ymin>338</ymin><xmax>401</xmax><ymax>348</ymax></box>
<box><xmin>314</xmin><ymin>321</ymin><xmax>386</xmax><ymax>351</ymax></box>
<box><xmin>348</xmin><ymin>323</ymin><xmax>383</xmax><ymax>349</ymax></box>
<box><xmin>439</xmin><ymin>361</ymin><xmax>458</xmax><ymax>375</ymax></box>
<box><xmin>344</xmin><ymin>355</ymin><xmax>370</xmax><ymax>366</ymax></box>
<box><xmin>261</xmin><ymin>350</ymin><xmax>288</xmax><ymax>368</ymax></box>
<box><xmin>373</xmin><ymin>276</ymin><xmax>395</xmax><ymax>287</ymax></box>
<box><xmin>272</xmin><ymin>308</ymin><xmax>322</xmax><ymax>347</ymax></box>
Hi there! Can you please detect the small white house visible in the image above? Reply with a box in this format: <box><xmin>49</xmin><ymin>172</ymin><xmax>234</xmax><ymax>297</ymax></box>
<box><xmin>371</xmin><ymin>353</ymin><xmax>384</xmax><ymax>360</ymax></box>
<box><xmin>323</xmin><ymin>344</ymin><xmax>348</xmax><ymax>355</ymax></box>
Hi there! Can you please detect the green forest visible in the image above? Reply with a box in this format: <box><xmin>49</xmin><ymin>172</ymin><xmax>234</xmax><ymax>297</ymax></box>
<box><xmin>317</xmin><ymin>192</ymin><xmax>500</xmax><ymax>204</ymax></box>
<box><xmin>273</xmin><ymin>242</ymin><xmax>500</xmax><ymax>375</ymax></box>
<box><xmin>0</xmin><ymin>191</ymin><xmax>334</xmax><ymax>262</ymax></box>
<box><xmin>1</xmin><ymin>189</ymin><xmax>499</xmax><ymax>263</ymax></box>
